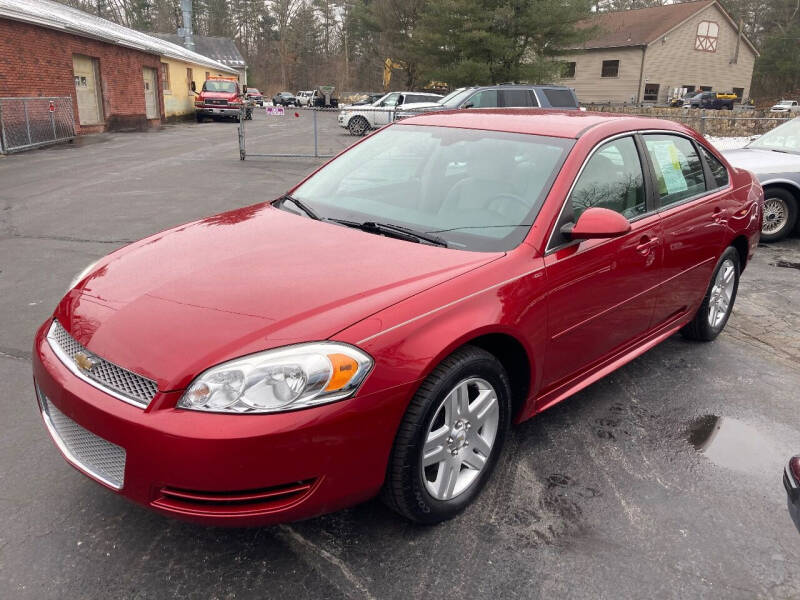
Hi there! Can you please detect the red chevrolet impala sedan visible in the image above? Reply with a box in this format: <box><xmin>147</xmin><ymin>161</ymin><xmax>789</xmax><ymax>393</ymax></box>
<box><xmin>33</xmin><ymin>110</ymin><xmax>762</xmax><ymax>525</ymax></box>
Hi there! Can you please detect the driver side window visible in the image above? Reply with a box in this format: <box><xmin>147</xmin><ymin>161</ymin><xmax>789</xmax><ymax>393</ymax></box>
<box><xmin>381</xmin><ymin>93</ymin><xmax>400</xmax><ymax>107</ymax></box>
<box><xmin>569</xmin><ymin>136</ymin><xmax>646</xmax><ymax>221</ymax></box>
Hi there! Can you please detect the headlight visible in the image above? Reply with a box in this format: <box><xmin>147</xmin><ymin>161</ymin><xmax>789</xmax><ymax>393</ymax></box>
<box><xmin>177</xmin><ymin>343</ymin><xmax>373</xmax><ymax>414</ymax></box>
<box><xmin>67</xmin><ymin>259</ymin><xmax>101</xmax><ymax>292</ymax></box>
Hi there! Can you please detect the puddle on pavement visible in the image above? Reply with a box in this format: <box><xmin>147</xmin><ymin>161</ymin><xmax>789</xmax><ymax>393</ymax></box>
<box><xmin>770</xmin><ymin>260</ymin><xmax>800</xmax><ymax>271</ymax></box>
<box><xmin>687</xmin><ymin>415</ymin><xmax>787</xmax><ymax>475</ymax></box>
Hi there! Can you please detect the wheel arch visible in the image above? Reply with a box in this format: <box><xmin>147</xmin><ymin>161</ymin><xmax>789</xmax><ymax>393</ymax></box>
<box><xmin>414</xmin><ymin>327</ymin><xmax>535</xmax><ymax>424</ymax></box>
<box><xmin>729</xmin><ymin>235</ymin><xmax>750</xmax><ymax>272</ymax></box>
<box><xmin>760</xmin><ymin>179</ymin><xmax>800</xmax><ymax>202</ymax></box>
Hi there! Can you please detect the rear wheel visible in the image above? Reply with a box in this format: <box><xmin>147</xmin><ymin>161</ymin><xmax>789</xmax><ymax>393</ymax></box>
<box><xmin>382</xmin><ymin>346</ymin><xmax>511</xmax><ymax>524</ymax></box>
<box><xmin>681</xmin><ymin>247</ymin><xmax>740</xmax><ymax>342</ymax></box>
<box><xmin>348</xmin><ymin>116</ymin><xmax>370</xmax><ymax>136</ymax></box>
<box><xmin>761</xmin><ymin>188</ymin><xmax>798</xmax><ymax>242</ymax></box>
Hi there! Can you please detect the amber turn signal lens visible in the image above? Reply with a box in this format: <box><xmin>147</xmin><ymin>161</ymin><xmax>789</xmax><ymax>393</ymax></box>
<box><xmin>325</xmin><ymin>353</ymin><xmax>359</xmax><ymax>391</ymax></box>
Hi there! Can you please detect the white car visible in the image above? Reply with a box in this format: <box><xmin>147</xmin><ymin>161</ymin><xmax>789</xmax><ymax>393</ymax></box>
<box><xmin>770</xmin><ymin>100</ymin><xmax>800</xmax><ymax>113</ymax></box>
<box><xmin>296</xmin><ymin>90</ymin><xmax>314</xmax><ymax>107</ymax></box>
<box><xmin>337</xmin><ymin>91</ymin><xmax>442</xmax><ymax>135</ymax></box>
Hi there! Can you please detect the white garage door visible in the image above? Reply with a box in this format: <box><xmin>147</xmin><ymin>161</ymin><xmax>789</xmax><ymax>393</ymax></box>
<box><xmin>143</xmin><ymin>67</ymin><xmax>159</xmax><ymax>120</ymax></box>
<box><xmin>72</xmin><ymin>55</ymin><xmax>103</xmax><ymax>125</ymax></box>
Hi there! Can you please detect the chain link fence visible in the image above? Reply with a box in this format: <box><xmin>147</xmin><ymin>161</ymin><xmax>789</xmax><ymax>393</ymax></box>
<box><xmin>0</xmin><ymin>97</ymin><xmax>76</xmax><ymax>154</ymax></box>
<box><xmin>237</xmin><ymin>105</ymin><xmax>430</xmax><ymax>160</ymax></box>
<box><xmin>237</xmin><ymin>103</ymin><xmax>796</xmax><ymax>161</ymax></box>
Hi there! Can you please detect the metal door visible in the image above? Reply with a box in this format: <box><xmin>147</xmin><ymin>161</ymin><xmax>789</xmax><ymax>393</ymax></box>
<box><xmin>143</xmin><ymin>67</ymin><xmax>159</xmax><ymax>119</ymax></box>
<box><xmin>72</xmin><ymin>55</ymin><xmax>102</xmax><ymax>125</ymax></box>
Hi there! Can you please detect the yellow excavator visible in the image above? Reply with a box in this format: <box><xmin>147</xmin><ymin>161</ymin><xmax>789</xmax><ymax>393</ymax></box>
<box><xmin>383</xmin><ymin>58</ymin><xmax>407</xmax><ymax>93</ymax></box>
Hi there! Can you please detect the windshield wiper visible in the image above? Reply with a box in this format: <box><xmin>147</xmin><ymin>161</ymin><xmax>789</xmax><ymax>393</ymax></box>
<box><xmin>328</xmin><ymin>218</ymin><xmax>448</xmax><ymax>247</ymax></box>
<box><xmin>273</xmin><ymin>194</ymin><xmax>321</xmax><ymax>220</ymax></box>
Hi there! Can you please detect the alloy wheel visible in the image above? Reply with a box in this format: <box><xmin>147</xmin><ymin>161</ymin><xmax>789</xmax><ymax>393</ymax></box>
<box><xmin>708</xmin><ymin>258</ymin><xmax>736</xmax><ymax>328</ymax></box>
<box><xmin>421</xmin><ymin>377</ymin><xmax>499</xmax><ymax>501</ymax></box>
<box><xmin>763</xmin><ymin>196</ymin><xmax>789</xmax><ymax>235</ymax></box>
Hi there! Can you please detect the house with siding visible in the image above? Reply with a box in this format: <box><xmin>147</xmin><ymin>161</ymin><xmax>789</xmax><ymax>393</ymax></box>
<box><xmin>556</xmin><ymin>0</ymin><xmax>758</xmax><ymax>105</ymax></box>
<box><xmin>153</xmin><ymin>34</ymin><xmax>247</xmax><ymax>86</ymax></box>
<box><xmin>0</xmin><ymin>0</ymin><xmax>238</xmax><ymax>133</ymax></box>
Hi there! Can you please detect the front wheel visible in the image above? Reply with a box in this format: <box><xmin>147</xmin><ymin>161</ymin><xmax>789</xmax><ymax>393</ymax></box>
<box><xmin>348</xmin><ymin>116</ymin><xmax>370</xmax><ymax>136</ymax></box>
<box><xmin>681</xmin><ymin>247</ymin><xmax>740</xmax><ymax>341</ymax></box>
<box><xmin>761</xmin><ymin>188</ymin><xmax>798</xmax><ymax>242</ymax></box>
<box><xmin>382</xmin><ymin>346</ymin><xmax>511</xmax><ymax>524</ymax></box>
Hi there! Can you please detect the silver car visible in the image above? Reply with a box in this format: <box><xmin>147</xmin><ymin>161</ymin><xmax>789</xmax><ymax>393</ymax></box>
<box><xmin>723</xmin><ymin>118</ymin><xmax>800</xmax><ymax>242</ymax></box>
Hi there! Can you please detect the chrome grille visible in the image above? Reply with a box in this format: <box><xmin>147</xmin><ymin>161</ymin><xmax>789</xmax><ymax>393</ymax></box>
<box><xmin>47</xmin><ymin>320</ymin><xmax>158</xmax><ymax>408</ymax></box>
<box><xmin>207</xmin><ymin>99</ymin><xmax>228</xmax><ymax>106</ymax></box>
<box><xmin>37</xmin><ymin>388</ymin><xmax>126</xmax><ymax>489</ymax></box>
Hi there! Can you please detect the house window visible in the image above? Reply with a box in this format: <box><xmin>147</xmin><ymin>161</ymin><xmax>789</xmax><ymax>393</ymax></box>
<box><xmin>643</xmin><ymin>83</ymin><xmax>660</xmax><ymax>102</ymax></box>
<box><xmin>601</xmin><ymin>60</ymin><xmax>619</xmax><ymax>78</ymax></box>
<box><xmin>205</xmin><ymin>71</ymin><xmax>210</xmax><ymax>81</ymax></box>
<box><xmin>682</xmin><ymin>85</ymin><xmax>696</xmax><ymax>94</ymax></box>
<box><xmin>699</xmin><ymin>85</ymin><xmax>712</xmax><ymax>91</ymax></box>
<box><xmin>186</xmin><ymin>68</ymin><xmax>193</xmax><ymax>91</ymax></box>
<box><xmin>562</xmin><ymin>61</ymin><xmax>576</xmax><ymax>78</ymax></box>
<box><xmin>732</xmin><ymin>87</ymin><xmax>744</xmax><ymax>100</ymax></box>
<box><xmin>161</xmin><ymin>63</ymin><xmax>170</xmax><ymax>92</ymax></box>
<box><xmin>695</xmin><ymin>21</ymin><xmax>719</xmax><ymax>52</ymax></box>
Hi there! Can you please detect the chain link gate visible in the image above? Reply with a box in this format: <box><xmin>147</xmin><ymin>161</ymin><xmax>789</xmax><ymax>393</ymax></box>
<box><xmin>0</xmin><ymin>97</ymin><xmax>76</xmax><ymax>154</ymax></box>
<box><xmin>237</xmin><ymin>105</ymin><xmax>419</xmax><ymax>161</ymax></box>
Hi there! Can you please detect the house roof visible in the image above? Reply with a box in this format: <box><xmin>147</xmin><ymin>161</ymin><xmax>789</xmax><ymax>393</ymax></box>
<box><xmin>573</xmin><ymin>0</ymin><xmax>758</xmax><ymax>55</ymax></box>
<box><xmin>152</xmin><ymin>34</ymin><xmax>246</xmax><ymax>69</ymax></box>
<box><xmin>0</xmin><ymin>0</ymin><xmax>238</xmax><ymax>74</ymax></box>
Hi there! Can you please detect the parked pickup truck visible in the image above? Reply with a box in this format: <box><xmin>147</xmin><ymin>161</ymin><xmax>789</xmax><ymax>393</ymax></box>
<box><xmin>688</xmin><ymin>91</ymin><xmax>736</xmax><ymax>110</ymax></box>
<box><xmin>194</xmin><ymin>77</ymin><xmax>251</xmax><ymax>122</ymax></box>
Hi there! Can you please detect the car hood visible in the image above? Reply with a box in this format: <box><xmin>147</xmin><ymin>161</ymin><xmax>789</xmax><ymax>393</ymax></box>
<box><xmin>723</xmin><ymin>147</ymin><xmax>800</xmax><ymax>175</ymax></box>
<box><xmin>56</xmin><ymin>205</ymin><xmax>501</xmax><ymax>390</ymax></box>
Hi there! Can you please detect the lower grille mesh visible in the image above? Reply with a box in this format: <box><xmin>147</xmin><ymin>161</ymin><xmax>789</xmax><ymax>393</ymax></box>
<box><xmin>38</xmin><ymin>389</ymin><xmax>126</xmax><ymax>489</ymax></box>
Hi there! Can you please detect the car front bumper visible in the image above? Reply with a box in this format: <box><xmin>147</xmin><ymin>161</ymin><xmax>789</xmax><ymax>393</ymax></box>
<box><xmin>196</xmin><ymin>107</ymin><xmax>242</xmax><ymax>117</ymax></box>
<box><xmin>32</xmin><ymin>321</ymin><xmax>413</xmax><ymax>526</ymax></box>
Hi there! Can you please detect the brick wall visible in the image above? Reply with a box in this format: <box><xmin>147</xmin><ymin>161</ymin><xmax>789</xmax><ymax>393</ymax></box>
<box><xmin>0</xmin><ymin>17</ymin><xmax>164</xmax><ymax>133</ymax></box>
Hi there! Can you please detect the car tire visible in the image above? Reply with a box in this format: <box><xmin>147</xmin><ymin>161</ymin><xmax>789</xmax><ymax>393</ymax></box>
<box><xmin>761</xmin><ymin>188</ymin><xmax>798</xmax><ymax>243</ymax></box>
<box><xmin>382</xmin><ymin>345</ymin><xmax>512</xmax><ymax>524</ymax></box>
<box><xmin>681</xmin><ymin>246</ymin><xmax>740</xmax><ymax>342</ymax></box>
<box><xmin>348</xmin><ymin>116</ymin><xmax>370</xmax><ymax>136</ymax></box>
<box><xmin>196</xmin><ymin>113</ymin><xmax>203</xmax><ymax>123</ymax></box>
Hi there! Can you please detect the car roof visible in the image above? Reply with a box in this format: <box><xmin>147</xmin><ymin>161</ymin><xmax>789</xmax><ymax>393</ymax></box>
<box><xmin>397</xmin><ymin>108</ymin><xmax>688</xmax><ymax>140</ymax></box>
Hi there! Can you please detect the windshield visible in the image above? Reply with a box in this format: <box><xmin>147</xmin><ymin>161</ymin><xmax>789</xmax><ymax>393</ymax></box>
<box><xmin>778</xmin><ymin>101</ymin><xmax>794</xmax><ymax>106</ymax></box>
<box><xmin>748</xmin><ymin>118</ymin><xmax>800</xmax><ymax>153</ymax></box>
<box><xmin>290</xmin><ymin>124</ymin><xmax>573</xmax><ymax>251</ymax></box>
<box><xmin>440</xmin><ymin>88</ymin><xmax>474</xmax><ymax>108</ymax></box>
<box><xmin>203</xmin><ymin>80</ymin><xmax>237</xmax><ymax>93</ymax></box>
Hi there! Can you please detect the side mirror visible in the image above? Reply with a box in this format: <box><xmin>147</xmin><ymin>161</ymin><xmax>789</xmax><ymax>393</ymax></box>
<box><xmin>243</xmin><ymin>85</ymin><xmax>248</xmax><ymax>94</ymax></box>
<box><xmin>561</xmin><ymin>207</ymin><xmax>631</xmax><ymax>241</ymax></box>
<box><xmin>463</xmin><ymin>103</ymin><xmax>474</xmax><ymax>109</ymax></box>
<box><xmin>190</xmin><ymin>81</ymin><xmax>196</xmax><ymax>92</ymax></box>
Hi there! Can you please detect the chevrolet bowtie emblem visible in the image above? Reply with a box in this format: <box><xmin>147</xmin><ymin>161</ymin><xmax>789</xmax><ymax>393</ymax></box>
<box><xmin>74</xmin><ymin>351</ymin><xmax>99</xmax><ymax>372</ymax></box>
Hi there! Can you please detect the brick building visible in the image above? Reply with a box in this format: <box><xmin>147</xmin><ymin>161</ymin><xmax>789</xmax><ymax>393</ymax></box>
<box><xmin>0</xmin><ymin>0</ymin><xmax>235</xmax><ymax>134</ymax></box>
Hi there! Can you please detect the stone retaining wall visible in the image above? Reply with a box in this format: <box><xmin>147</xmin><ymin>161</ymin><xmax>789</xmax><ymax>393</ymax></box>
<box><xmin>581</xmin><ymin>105</ymin><xmax>792</xmax><ymax>137</ymax></box>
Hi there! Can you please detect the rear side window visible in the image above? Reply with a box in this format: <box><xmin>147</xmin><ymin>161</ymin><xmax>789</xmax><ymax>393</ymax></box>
<box><xmin>569</xmin><ymin>136</ymin><xmax>646</xmax><ymax>221</ymax></box>
<box><xmin>643</xmin><ymin>134</ymin><xmax>706</xmax><ymax>207</ymax></box>
<box><xmin>543</xmin><ymin>88</ymin><xmax>578</xmax><ymax>108</ymax></box>
<box><xmin>699</xmin><ymin>145</ymin><xmax>729</xmax><ymax>188</ymax></box>
<box><xmin>500</xmin><ymin>89</ymin><xmax>535</xmax><ymax>107</ymax></box>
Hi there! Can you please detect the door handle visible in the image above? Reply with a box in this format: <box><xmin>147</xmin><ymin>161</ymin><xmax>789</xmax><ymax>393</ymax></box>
<box><xmin>636</xmin><ymin>236</ymin><xmax>659</xmax><ymax>254</ymax></box>
<box><xmin>713</xmin><ymin>207</ymin><xmax>727</xmax><ymax>223</ymax></box>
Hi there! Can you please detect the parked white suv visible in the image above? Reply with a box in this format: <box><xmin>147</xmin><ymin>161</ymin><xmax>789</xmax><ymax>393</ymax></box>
<box><xmin>296</xmin><ymin>90</ymin><xmax>314</xmax><ymax>107</ymax></box>
<box><xmin>338</xmin><ymin>91</ymin><xmax>442</xmax><ymax>135</ymax></box>
<box><xmin>770</xmin><ymin>100</ymin><xmax>800</xmax><ymax>113</ymax></box>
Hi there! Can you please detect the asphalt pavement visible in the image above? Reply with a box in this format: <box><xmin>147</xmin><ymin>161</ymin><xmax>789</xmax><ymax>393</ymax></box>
<box><xmin>1</xmin><ymin>112</ymin><xmax>800</xmax><ymax>599</ymax></box>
